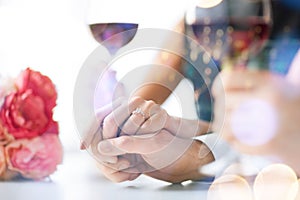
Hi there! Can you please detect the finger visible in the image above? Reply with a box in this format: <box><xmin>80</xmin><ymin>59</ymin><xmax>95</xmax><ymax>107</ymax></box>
<box><xmin>101</xmin><ymin>130</ymin><xmax>194</xmax><ymax>171</ymax></box>
<box><xmin>80</xmin><ymin>98</ymin><xmax>123</xmax><ymax>149</ymax></box>
<box><xmin>139</xmin><ymin>113</ymin><xmax>167</xmax><ymax>134</ymax></box>
<box><xmin>120</xmin><ymin>112</ymin><xmax>146</xmax><ymax>135</ymax></box>
<box><xmin>139</xmin><ymin>105</ymin><xmax>168</xmax><ymax>134</ymax></box>
<box><xmin>98</xmin><ymin>157</ymin><xmax>131</xmax><ymax>172</ymax></box>
<box><xmin>89</xmin><ymin>128</ymin><xmax>118</xmax><ymax>164</ymax></box>
<box><xmin>102</xmin><ymin>97</ymin><xmax>144</xmax><ymax>139</ymax></box>
<box><xmin>121</xmin><ymin>101</ymin><xmax>164</xmax><ymax>135</ymax></box>
<box><xmin>96</xmin><ymin>156</ymin><xmax>141</xmax><ymax>181</ymax></box>
<box><xmin>80</xmin><ymin>117</ymin><xmax>101</xmax><ymax>150</ymax></box>
<box><xmin>91</xmin><ymin>148</ymin><xmax>118</xmax><ymax>164</ymax></box>
<box><xmin>99</xmin><ymin>131</ymin><xmax>173</xmax><ymax>156</ymax></box>
<box><xmin>101</xmin><ymin>154</ymin><xmax>153</xmax><ymax>174</ymax></box>
<box><xmin>98</xmin><ymin>138</ymin><xmax>128</xmax><ymax>156</ymax></box>
<box><xmin>106</xmin><ymin>171</ymin><xmax>140</xmax><ymax>182</ymax></box>
<box><xmin>97</xmin><ymin>164</ymin><xmax>140</xmax><ymax>183</ymax></box>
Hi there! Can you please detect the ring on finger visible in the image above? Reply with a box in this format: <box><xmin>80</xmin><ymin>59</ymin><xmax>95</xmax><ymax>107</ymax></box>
<box><xmin>132</xmin><ymin>107</ymin><xmax>146</xmax><ymax>119</ymax></box>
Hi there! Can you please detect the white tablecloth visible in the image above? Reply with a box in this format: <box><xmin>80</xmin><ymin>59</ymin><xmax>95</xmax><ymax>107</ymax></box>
<box><xmin>0</xmin><ymin>151</ymin><xmax>210</xmax><ymax>200</ymax></box>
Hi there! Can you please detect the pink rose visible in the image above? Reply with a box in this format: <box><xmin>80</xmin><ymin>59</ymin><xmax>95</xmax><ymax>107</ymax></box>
<box><xmin>0</xmin><ymin>68</ymin><xmax>58</xmax><ymax>139</ymax></box>
<box><xmin>15</xmin><ymin>68</ymin><xmax>57</xmax><ymax>112</ymax></box>
<box><xmin>0</xmin><ymin>123</ymin><xmax>13</xmax><ymax>145</ymax></box>
<box><xmin>5</xmin><ymin>134</ymin><xmax>63</xmax><ymax>180</ymax></box>
<box><xmin>0</xmin><ymin>76</ymin><xmax>16</xmax><ymax>104</ymax></box>
<box><xmin>0</xmin><ymin>146</ymin><xmax>5</xmax><ymax>176</ymax></box>
<box><xmin>0</xmin><ymin>145</ymin><xmax>18</xmax><ymax>180</ymax></box>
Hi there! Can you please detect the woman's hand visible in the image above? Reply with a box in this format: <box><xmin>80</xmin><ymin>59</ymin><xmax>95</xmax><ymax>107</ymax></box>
<box><xmin>81</xmin><ymin>96</ymin><xmax>213</xmax><ymax>182</ymax></box>
<box><xmin>80</xmin><ymin>96</ymin><xmax>174</xmax><ymax>182</ymax></box>
<box><xmin>79</xmin><ymin>97</ymin><xmax>143</xmax><ymax>182</ymax></box>
<box><xmin>101</xmin><ymin>96</ymin><xmax>169</xmax><ymax>139</ymax></box>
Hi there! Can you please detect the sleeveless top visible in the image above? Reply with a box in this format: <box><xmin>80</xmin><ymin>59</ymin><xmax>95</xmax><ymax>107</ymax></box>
<box><xmin>182</xmin><ymin>0</ymin><xmax>300</xmax><ymax>122</ymax></box>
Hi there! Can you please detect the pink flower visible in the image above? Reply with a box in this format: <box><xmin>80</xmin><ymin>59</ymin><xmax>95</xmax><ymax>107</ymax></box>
<box><xmin>0</xmin><ymin>68</ymin><xmax>58</xmax><ymax>139</ymax></box>
<box><xmin>0</xmin><ymin>76</ymin><xmax>16</xmax><ymax>107</ymax></box>
<box><xmin>0</xmin><ymin>123</ymin><xmax>14</xmax><ymax>145</ymax></box>
<box><xmin>15</xmin><ymin>68</ymin><xmax>57</xmax><ymax>113</ymax></box>
<box><xmin>0</xmin><ymin>145</ymin><xmax>18</xmax><ymax>180</ymax></box>
<box><xmin>5</xmin><ymin>134</ymin><xmax>63</xmax><ymax>180</ymax></box>
<box><xmin>0</xmin><ymin>146</ymin><xmax>5</xmax><ymax>176</ymax></box>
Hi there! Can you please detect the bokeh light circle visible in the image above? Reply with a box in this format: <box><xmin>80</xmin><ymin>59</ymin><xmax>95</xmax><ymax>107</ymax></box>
<box><xmin>207</xmin><ymin>174</ymin><xmax>253</xmax><ymax>200</ymax></box>
<box><xmin>253</xmin><ymin>164</ymin><xmax>299</xmax><ymax>200</ymax></box>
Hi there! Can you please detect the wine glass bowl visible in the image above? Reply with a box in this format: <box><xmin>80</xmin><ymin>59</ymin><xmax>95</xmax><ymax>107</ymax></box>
<box><xmin>85</xmin><ymin>0</ymin><xmax>140</xmax><ymax>56</ymax></box>
<box><xmin>89</xmin><ymin>23</ymin><xmax>138</xmax><ymax>55</ymax></box>
<box><xmin>187</xmin><ymin>0</ymin><xmax>272</xmax><ymax>69</ymax></box>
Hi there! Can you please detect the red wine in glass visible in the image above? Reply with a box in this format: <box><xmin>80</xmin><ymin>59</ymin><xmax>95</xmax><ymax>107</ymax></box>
<box><xmin>89</xmin><ymin>23</ymin><xmax>138</xmax><ymax>55</ymax></box>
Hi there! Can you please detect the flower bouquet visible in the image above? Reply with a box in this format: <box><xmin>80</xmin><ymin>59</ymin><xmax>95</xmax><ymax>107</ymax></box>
<box><xmin>0</xmin><ymin>68</ymin><xmax>63</xmax><ymax>180</ymax></box>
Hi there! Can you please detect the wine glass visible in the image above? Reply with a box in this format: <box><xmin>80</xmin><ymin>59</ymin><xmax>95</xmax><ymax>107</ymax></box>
<box><xmin>89</xmin><ymin>23</ymin><xmax>138</xmax><ymax>55</ymax></box>
<box><xmin>79</xmin><ymin>0</ymin><xmax>140</xmax><ymax>162</ymax></box>
<box><xmin>86</xmin><ymin>0</ymin><xmax>139</xmax><ymax>56</ymax></box>
<box><xmin>185</xmin><ymin>0</ymin><xmax>273</xmax><ymax>177</ymax></box>
<box><xmin>84</xmin><ymin>0</ymin><xmax>140</xmax><ymax>107</ymax></box>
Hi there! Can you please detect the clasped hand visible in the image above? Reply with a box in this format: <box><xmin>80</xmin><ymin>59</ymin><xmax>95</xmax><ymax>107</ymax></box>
<box><xmin>80</xmin><ymin>96</ymin><xmax>211</xmax><ymax>183</ymax></box>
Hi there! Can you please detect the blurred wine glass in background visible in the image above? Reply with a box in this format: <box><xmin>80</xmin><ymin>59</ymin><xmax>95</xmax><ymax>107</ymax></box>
<box><xmin>186</xmin><ymin>0</ymin><xmax>272</xmax><ymax>70</ymax></box>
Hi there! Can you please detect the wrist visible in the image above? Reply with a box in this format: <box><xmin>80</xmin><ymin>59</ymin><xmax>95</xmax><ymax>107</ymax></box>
<box><xmin>164</xmin><ymin>114</ymin><xmax>180</xmax><ymax>135</ymax></box>
<box><xmin>144</xmin><ymin>140</ymin><xmax>215</xmax><ymax>183</ymax></box>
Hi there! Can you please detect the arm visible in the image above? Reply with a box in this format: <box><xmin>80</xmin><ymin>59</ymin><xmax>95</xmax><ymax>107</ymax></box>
<box><xmin>133</xmin><ymin>19</ymin><xmax>186</xmax><ymax>104</ymax></box>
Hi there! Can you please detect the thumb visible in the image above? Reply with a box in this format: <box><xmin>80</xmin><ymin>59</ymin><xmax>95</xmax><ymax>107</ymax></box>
<box><xmin>98</xmin><ymin>139</ymin><xmax>126</xmax><ymax>156</ymax></box>
<box><xmin>98</xmin><ymin>132</ymin><xmax>172</xmax><ymax>156</ymax></box>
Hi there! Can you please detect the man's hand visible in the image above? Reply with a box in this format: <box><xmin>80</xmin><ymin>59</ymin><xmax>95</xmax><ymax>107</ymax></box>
<box><xmin>98</xmin><ymin>129</ymin><xmax>214</xmax><ymax>183</ymax></box>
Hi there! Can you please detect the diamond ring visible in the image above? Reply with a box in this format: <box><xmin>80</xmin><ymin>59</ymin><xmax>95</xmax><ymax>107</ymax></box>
<box><xmin>132</xmin><ymin>107</ymin><xmax>146</xmax><ymax>118</ymax></box>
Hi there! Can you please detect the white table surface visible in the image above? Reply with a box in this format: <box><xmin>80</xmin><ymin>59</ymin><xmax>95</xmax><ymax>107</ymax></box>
<box><xmin>0</xmin><ymin>150</ymin><xmax>210</xmax><ymax>200</ymax></box>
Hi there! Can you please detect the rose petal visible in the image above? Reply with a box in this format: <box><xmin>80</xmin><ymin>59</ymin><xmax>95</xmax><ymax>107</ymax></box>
<box><xmin>0</xmin><ymin>146</ymin><xmax>6</xmax><ymax>175</ymax></box>
<box><xmin>15</xmin><ymin>68</ymin><xmax>57</xmax><ymax>113</ymax></box>
<box><xmin>5</xmin><ymin>134</ymin><xmax>63</xmax><ymax>180</ymax></box>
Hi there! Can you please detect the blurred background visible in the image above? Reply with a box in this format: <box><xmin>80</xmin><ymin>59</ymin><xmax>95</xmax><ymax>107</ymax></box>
<box><xmin>0</xmin><ymin>0</ymin><xmax>197</xmax><ymax>152</ymax></box>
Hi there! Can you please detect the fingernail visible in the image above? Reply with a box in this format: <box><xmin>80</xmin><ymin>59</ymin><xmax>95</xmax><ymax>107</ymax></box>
<box><xmin>118</xmin><ymin>163</ymin><xmax>129</xmax><ymax>170</ymax></box>
<box><xmin>129</xmin><ymin>173</ymin><xmax>140</xmax><ymax>181</ymax></box>
<box><xmin>98</xmin><ymin>141</ymin><xmax>112</xmax><ymax>153</ymax></box>
<box><xmin>80</xmin><ymin>142</ymin><xmax>87</xmax><ymax>150</ymax></box>
<box><xmin>105</xmin><ymin>157</ymin><xmax>118</xmax><ymax>164</ymax></box>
